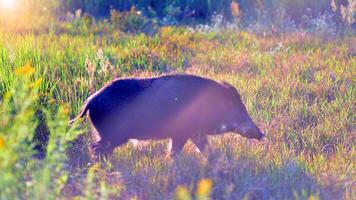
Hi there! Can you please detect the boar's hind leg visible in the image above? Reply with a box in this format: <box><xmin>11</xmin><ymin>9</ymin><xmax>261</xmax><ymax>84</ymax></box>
<box><xmin>170</xmin><ymin>138</ymin><xmax>188</xmax><ymax>156</ymax></box>
<box><xmin>191</xmin><ymin>134</ymin><xmax>208</xmax><ymax>153</ymax></box>
<box><xmin>91</xmin><ymin>137</ymin><xmax>128</xmax><ymax>160</ymax></box>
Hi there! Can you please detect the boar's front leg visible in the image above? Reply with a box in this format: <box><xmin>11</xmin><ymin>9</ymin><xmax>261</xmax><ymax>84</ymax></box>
<box><xmin>170</xmin><ymin>137</ymin><xmax>188</xmax><ymax>156</ymax></box>
<box><xmin>191</xmin><ymin>134</ymin><xmax>208</xmax><ymax>153</ymax></box>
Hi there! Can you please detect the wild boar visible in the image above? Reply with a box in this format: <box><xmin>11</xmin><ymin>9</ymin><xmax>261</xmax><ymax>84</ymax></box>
<box><xmin>70</xmin><ymin>74</ymin><xmax>264</xmax><ymax>157</ymax></box>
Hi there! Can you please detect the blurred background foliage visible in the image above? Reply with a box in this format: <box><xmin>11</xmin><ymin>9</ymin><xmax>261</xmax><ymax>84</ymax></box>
<box><xmin>58</xmin><ymin>0</ymin><xmax>355</xmax><ymax>27</ymax></box>
<box><xmin>57</xmin><ymin>0</ymin><xmax>348</xmax><ymax>21</ymax></box>
<box><xmin>0</xmin><ymin>0</ymin><xmax>355</xmax><ymax>34</ymax></box>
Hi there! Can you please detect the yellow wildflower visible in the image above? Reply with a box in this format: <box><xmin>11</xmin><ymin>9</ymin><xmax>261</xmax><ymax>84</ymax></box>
<box><xmin>63</xmin><ymin>105</ymin><xmax>70</xmax><ymax>115</ymax></box>
<box><xmin>15</xmin><ymin>63</ymin><xmax>35</xmax><ymax>76</ymax></box>
<box><xmin>160</xmin><ymin>26</ymin><xmax>174</xmax><ymax>36</ymax></box>
<box><xmin>30</xmin><ymin>78</ymin><xmax>42</xmax><ymax>88</ymax></box>
<box><xmin>196</xmin><ymin>178</ymin><xmax>213</xmax><ymax>198</ymax></box>
<box><xmin>175</xmin><ymin>185</ymin><xmax>191</xmax><ymax>200</ymax></box>
<box><xmin>308</xmin><ymin>194</ymin><xmax>320</xmax><ymax>200</ymax></box>
<box><xmin>0</xmin><ymin>136</ymin><xmax>5</xmax><ymax>149</ymax></box>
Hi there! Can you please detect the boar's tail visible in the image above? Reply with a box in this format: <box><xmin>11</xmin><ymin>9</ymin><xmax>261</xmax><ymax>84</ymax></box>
<box><xmin>69</xmin><ymin>101</ymin><xmax>90</xmax><ymax>125</ymax></box>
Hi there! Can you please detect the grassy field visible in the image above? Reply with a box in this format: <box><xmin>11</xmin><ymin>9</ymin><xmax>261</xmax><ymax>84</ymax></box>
<box><xmin>0</xmin><ymin>23</ymin><xmax>355</xmax><ymax>199</ymax></box>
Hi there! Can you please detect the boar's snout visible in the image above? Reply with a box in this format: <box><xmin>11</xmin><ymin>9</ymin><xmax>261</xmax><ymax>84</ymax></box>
<box><xmin>233</xmin><ymin>121</ymin><xmax>264</xmax><ymax>140</ymax></box>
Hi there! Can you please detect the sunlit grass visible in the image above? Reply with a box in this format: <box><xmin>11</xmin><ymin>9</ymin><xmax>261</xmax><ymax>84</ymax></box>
<box><xmin>0</xmin><ymin>18</ymin><xmax>355</xmax><ymax>199</ymax></box>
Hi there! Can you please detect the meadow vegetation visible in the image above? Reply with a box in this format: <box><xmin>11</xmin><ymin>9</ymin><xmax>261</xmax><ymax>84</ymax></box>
<box><xmin>0</xmin><ymin>0</ymin><xmax>355</xmax><ymax>199</ymax></box>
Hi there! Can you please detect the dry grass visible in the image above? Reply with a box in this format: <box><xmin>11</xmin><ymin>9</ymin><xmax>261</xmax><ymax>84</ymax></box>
<box><xmin>0</xmin><ymin>25</ymin><xmax>355</xmax><ymax>199</ymax></box>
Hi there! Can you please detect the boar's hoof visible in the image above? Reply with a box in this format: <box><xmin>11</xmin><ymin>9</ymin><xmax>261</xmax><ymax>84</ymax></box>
<box><xmin>90</xmin><ymin>141</ymin><xmax>114</xmax><ymax>160</ymax></box>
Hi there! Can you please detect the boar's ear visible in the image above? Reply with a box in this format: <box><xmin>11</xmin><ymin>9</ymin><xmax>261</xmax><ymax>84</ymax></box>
<box><xmin>222</xmin><ymin>81</ymin><xmax>236</xmax><ymax>91</ymax></box>
<box><xmin>222</xmin><ymin>81</ymin><xmax>242</xmax><ymax>99</ymax></box>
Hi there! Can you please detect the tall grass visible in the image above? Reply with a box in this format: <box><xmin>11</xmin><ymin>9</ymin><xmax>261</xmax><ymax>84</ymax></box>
<box><xmin>0</xmin><ymin>16</ymin><xmax>355</xmax><ymax>200</ymax></box>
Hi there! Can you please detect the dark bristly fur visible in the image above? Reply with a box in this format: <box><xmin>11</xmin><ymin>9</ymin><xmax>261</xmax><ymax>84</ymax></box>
<box><xmin>71</xmin><ymin>74</ymin><xmax>264</xmax><ymax>157</ymax></box>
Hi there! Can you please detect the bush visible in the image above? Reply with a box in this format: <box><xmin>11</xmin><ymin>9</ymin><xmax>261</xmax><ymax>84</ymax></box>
<box><xmin>58</xmin><ymin>0</ymin><xmax>355</xmax><ymax>33</ymax></box>
<box><xmin>0</xmin><ymin>64</ymin><xmax>82</xmax><ymax>199</ymax></box>
<box><xmin>110</xmin><ymin>7</ymin><xmax>153</xmax><ymax>33</ymax></box>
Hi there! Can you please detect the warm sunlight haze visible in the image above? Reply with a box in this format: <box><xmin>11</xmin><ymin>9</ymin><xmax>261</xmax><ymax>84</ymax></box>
<box><xmin>0</xmin><ymin>0</ymin><xmax>16</xmax><ymax>11</ymax></box>
<box><xmin>0</xmin><ymin>1</ymin><xmax>355</xmax><ymax>199</ymax></box>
